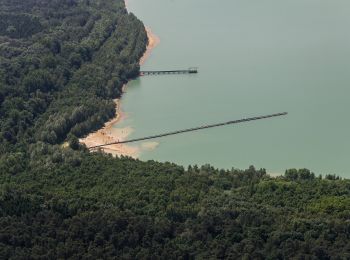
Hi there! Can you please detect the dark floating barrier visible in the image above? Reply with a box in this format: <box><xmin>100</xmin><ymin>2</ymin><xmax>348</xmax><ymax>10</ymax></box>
<box><xmin>88</xmin><ymin>112</ymin><xmax>288</xmax><ymax>150</ymax></box>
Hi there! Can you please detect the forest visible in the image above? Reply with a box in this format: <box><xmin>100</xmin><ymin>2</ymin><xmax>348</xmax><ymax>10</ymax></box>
<box><xmin>0</xmin><ymin>0</ymin><xmax>349</xmax><ymax>259</ymax></box>
<box><xmin>0</xmin><ymin>0</ymin><xmax>146</xmax><ymax>153</ymax></box>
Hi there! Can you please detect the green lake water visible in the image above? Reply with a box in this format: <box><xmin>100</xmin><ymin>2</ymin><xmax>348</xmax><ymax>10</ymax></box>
<box><xmin>117</xmin><ymin>0</ymin><xmax>350</xmax><ymax>176</ymax></box>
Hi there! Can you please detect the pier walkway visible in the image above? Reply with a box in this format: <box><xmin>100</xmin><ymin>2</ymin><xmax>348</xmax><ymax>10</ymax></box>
<box><xmin>88</xmin><ymin>112</ymin><xmax>288</xmax><ymax>150</ymax></box>
<box><xmin>140</xmin><ymin>67</ymin><xmax>198</xmax><ymax>76</ymax></box>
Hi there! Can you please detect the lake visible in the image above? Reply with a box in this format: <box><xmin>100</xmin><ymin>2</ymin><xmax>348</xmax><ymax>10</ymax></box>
<box><xmin>116</xmin><ymin>0</ymin><xmax>350</xmax><ymax>177</ymax></box>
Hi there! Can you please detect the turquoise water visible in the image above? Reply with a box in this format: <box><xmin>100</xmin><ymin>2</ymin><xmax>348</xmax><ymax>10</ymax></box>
<box><xmin>118</xmin><ymin>0</ymin><xmax>350</xmax><ymax>176</ymax></box>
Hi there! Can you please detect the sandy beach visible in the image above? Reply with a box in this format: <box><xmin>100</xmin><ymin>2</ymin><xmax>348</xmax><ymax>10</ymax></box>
<box><xmin>79</xmin><ymin>27</ymin><xmax>159</xmax><ymax>158</ymax></box>
<box><xmin>140</xmin><ymin>28</ymin><xmax>160</xmax><ymax>65</ymax></box>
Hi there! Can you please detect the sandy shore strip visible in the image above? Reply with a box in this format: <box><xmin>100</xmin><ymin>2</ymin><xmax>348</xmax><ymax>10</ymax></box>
<box><xmin>79</xmin><ymin>27</ymin><xmax>159</xmax><ymax>158</ymax></box>
<box><xmin>140</xmin><ymin>28</ymin><xmax>160</xmax><ymax>65</ymax></box>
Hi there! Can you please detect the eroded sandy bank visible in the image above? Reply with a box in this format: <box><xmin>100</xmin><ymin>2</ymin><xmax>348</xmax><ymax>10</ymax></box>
<box><xmin>79</xmin><ymin>28</ymin><xmax>159</xmax><ymax>158</ymax></box>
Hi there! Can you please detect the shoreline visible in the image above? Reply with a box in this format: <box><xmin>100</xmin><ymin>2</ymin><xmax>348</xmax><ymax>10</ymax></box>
<box><xmin>79</xmin><ymin>27</ymin><xmax>159</xmax><ymax>158</ymax></box>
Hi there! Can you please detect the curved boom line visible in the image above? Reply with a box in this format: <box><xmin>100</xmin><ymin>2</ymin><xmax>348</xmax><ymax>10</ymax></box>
<box><xmin>87</xmin><ymin>112</ymin><xmax>288</xmax><ymax>149</ymax></box>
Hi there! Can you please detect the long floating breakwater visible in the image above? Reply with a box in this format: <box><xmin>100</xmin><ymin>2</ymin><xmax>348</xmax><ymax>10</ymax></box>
<box><xmin>88</xmin><ymin>112</ymin><xmax>288</xmax><ymax>150</ymax></box>
<box><xmin>140</xmin><ymin>67</ymin><xmax>198</xmax><ymax>76</ymax></box>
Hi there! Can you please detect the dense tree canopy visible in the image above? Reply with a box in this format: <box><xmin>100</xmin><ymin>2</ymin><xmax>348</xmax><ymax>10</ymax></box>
<box><xmin>0</xmin><ymin>153</ymin><xmax>349</xmax><ymax>259</ymax></box>
<box><xmin>0</xmin><ymin>0</ymin><xmax>349</xmax><ymax>259</ymax></box>
<box><xmin>0</xmin><ymin>0</ymin><xmax>147</xmax><ymax>153</ymax></box>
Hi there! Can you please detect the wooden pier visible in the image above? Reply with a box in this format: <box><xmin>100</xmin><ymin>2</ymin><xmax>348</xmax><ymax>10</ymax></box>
<box><xmin>140</xmin><ymin>67</ymin><xmax>198</xmax><ymax>76</ymax></box>
<box><xmin>88</xmin><ymin>112</ymin><xmax>288</xmax><ymax>150</ymax></box>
